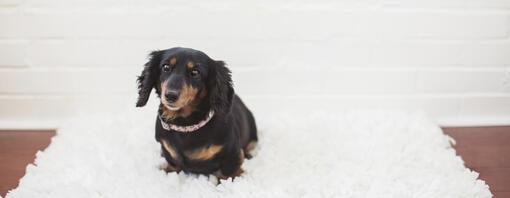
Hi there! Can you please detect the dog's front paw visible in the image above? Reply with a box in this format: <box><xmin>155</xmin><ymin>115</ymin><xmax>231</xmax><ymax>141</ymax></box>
<box><xmin>160</xmin><ymin>162</ymin><xmax>181</xmax><ymax>173</ymax></box>
<box><xmin>216</xmin><ymin>168</ymin><xmax>244</xmax><ymax>181</ymax></box>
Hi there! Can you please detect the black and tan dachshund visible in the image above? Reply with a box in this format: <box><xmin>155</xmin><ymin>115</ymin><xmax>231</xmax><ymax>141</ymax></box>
<box><xmin>136</xmin><ymin>47</ymin><xmax>257</xmax><ymax>179</ymax></box>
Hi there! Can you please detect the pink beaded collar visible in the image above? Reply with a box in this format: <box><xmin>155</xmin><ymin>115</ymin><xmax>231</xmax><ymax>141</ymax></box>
<box><xmin>159</xmin><ymin>110</ymin><xmax>214</xmax><ymax>133</ymax></box>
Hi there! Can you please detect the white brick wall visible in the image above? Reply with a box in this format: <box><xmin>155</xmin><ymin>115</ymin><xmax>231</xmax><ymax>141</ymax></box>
<box><xmin>1</xmin><ymin>0</ymin><xmax>510</xmax><ymax>128</ymax></box>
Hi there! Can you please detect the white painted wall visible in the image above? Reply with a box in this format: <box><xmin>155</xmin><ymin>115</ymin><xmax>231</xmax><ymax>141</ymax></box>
<box><xmin>1</xmin><ymin>0</ymin><xmax>509</xmax><ymax>127</ymax></box>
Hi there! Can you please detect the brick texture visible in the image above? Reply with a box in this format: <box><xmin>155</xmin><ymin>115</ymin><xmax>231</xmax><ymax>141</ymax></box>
<box><xmin>1</xmin><ymin>0</ymin><xmax>509</xmax><ymax>127</ymax></box>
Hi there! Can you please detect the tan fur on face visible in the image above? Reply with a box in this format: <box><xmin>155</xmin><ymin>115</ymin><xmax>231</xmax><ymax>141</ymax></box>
<box><xmin>170</xmin><ymin>57</ymin><xmax>177</xmax><ymax>65</ymax></box>
<box><xmin>187</xmin><ymin>61</ymin><xmax>194</xmax><ymax>69</ymax></box>
<box><xmin>160</xmin><ymin>80</ymin><xmax>169</xmax><ymax>104</ymax></box>
<box><xmin>160</xmin><ymin>81</ymin><xmax>201</xmax><ymax>120</ymax></box>
<box><xmin>184</xmin><ymin>144</ymin><xmax>223</xmax><ymax>161</ymax></box>
<box><xmin>199</xmin><ymin>89</ymin><xmax>207</xmax><ymax>99</ymax></box>
<box><xmin>178</xmin><ymin>83</ymin><xmax>199</xmax><ymax>107</ymax></box>
<box><xmin>160</xmin><ymin>105</ymin><xmax>177</xmax><ymax>120</ymax></box>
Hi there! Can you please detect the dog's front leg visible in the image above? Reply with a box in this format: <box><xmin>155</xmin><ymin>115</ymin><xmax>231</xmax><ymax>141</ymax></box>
<box><xmin>216</xmin><ymin>148</ymin><xmax>245</xmax><ymax>180</ymax></box>
<box><xmin>159</xmin><ymin>139</ymin><xmax>182</xmax><ymax>173</ymax></box>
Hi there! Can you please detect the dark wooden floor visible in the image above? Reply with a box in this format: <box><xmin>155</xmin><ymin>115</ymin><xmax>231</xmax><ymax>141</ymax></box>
<box><xmin>443</xmin><ymin>126</ymin><xmax>510</xmax><ymax>198</ymax></box>
<box><xmin>0</xmin><ymin>130</ymin><xmax>55</xmax><ymax>197</ymax></box>
<box><xmin>0</xmin><ymin>127</ymin><xmax>509</xmax><ymax>197</ymax></box>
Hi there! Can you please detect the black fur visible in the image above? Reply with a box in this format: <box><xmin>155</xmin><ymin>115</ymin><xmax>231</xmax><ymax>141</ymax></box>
<box><xmin>136</xmin><ymin>47</ymin><xmax>257</xmax><ymax>178</ymax></box>
<box><xmin>136</xmin><ymin>50</ymin><xmax>163</xmax><ymax>107</ymax></box>
<box><xmin>207</xmin><ymin>60</ymin><xmax>234</xmax><ymax>117</ymax></box>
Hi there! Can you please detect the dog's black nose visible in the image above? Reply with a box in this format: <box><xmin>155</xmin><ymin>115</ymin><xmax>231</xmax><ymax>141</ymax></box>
<box><xmin>165</xmin><ymin>90</ymin><xmax>179</xmax><ymax>102</ymax></box>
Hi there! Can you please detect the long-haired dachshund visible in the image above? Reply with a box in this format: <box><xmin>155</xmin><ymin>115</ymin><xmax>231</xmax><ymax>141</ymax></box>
<box><xmin>136</xmin><ymin>47</ymin><xmax>257</xmax><ymax>179</ymax></box>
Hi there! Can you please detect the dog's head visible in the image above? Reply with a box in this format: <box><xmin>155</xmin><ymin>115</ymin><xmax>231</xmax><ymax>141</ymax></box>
<box><xmin>136</xmin><ymin>47</ymin><xmax>233</xmax><ymax>118</ymax></box>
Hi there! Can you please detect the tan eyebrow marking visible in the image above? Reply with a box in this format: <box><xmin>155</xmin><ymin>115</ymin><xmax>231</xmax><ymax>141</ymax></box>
<box><xmin>170</xmin><ymin>57</ymin><xmax>177</xmax><ymax>65</ymax></box>
<box><xmin>187</xmin><ymin>61</ymin><xmax>194</xmax><ymax>69</ymax></box>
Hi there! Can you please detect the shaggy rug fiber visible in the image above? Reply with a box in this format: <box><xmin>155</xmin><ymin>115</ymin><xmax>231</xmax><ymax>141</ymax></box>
<box><xmin>5</xmin><ymin>109</ymin><xmax>491</xmax><ymax>198</ymax></box>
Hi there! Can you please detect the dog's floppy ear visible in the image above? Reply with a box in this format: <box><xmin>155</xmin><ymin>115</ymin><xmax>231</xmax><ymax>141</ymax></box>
<box><xmin>207</xmin><ymin>60</ymin><xmax>234</xmax><ymax>116</ymax></box>
<box><xmin>136</xmin><ymin>50</ymin><xmax>163</xmax><ymax>107</ymax></box>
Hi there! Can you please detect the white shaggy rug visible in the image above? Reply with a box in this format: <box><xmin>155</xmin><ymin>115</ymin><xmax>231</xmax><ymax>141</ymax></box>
<box><xmin>5</xmin><ymin>110</ymin><xmax>491</xmax><ymax>198</ymax></box>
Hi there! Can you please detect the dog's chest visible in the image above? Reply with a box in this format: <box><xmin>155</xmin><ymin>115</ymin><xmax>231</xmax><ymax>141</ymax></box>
<box><xmin>183</xmin><ymin>143</ymin><xmax>224</xmax><ymax>161</ymax></box>
<box><xmin>161</xmin><ymin>138</ymin><xmax>224</xmax><ymax>163</ymax></box>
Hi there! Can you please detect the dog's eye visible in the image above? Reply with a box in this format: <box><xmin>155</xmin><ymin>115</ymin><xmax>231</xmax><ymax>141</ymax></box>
<box><xmin>162</xmin><ymin>64</ymin><xmax>171</xmax><ymax>72</ymax></box>
<box><xmin>190</xmin><ymin>69</ymin><xmax>200</xmax><ymax>78</ymax></box>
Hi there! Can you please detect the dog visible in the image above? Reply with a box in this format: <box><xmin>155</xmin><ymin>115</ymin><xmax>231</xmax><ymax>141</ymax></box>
<box><xmin>136</xmin><ymin>47</ymin><xmax>257</xmax><ymax>179</ymax></box>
